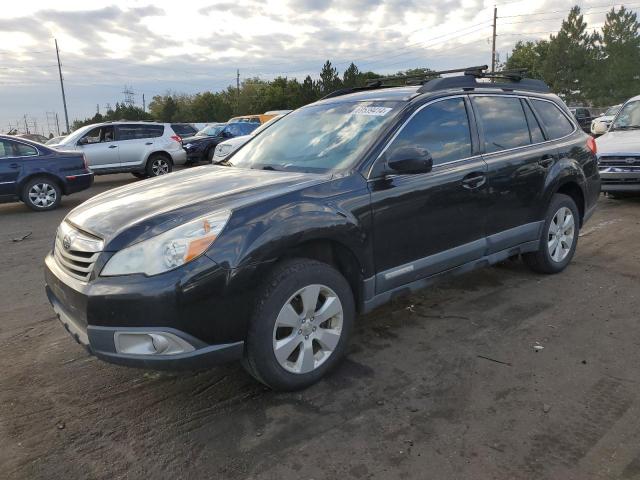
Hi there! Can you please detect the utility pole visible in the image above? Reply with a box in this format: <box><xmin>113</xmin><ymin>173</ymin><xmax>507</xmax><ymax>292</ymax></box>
<box><xmin>55</xmin><ymin>39</ymin><xmax>70</xmax><ymax>134</ymax></box>
<box><xmin>236</xmin><ymin>69</ymin><xmax>240</xmax><ymax>110</ymax></box>
<box><xmin>55</xmin><ymin>113</ymin><xmax>60</xmax><ymax>136</ymax></box>
<box><xmin>142</xmin><ymin>93</ymin><xmax>146</xmax><ymax>112</ymax></box>
<box><xmin>491</xmin><ymin>6</ymin><xmax>497</xmax><ymax>73</ymax></box>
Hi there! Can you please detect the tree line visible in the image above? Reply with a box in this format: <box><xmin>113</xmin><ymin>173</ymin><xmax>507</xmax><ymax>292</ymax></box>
<box><xmin>71</xmin><ymin>4</ymin><xmax>639</xmax><ymax>131</ymax></box>
<box><xmin>504</xmin><ymin>5</ymin><xmax>639</xmax><ymax>106</ymax></box>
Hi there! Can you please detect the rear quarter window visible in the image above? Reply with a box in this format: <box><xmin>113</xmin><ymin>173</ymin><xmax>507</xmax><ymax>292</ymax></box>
<box><xmin>171</xmin><ymin>124</ymin><xmax>197</xmax><ymax>136</ymax></box>
<box><xmin>118</xmin><ymin>124</ymin><xmax>164</xmax><ymax>140</ymax></box>
<box><xmin>531</xmin><ymin>100</ymin><xmax>575</xmax><ymax>140</ymax></box>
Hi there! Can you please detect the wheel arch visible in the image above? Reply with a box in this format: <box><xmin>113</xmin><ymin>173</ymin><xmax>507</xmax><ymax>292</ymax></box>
<box><xmin>17</xmin><ymin>172</ymin><xmax>65</xmax><ymax>198</ymax></box>
<box><xmin>554</xmin><ymin>180</ymin><xmax>586</xmax><ymax>227</ymax></box>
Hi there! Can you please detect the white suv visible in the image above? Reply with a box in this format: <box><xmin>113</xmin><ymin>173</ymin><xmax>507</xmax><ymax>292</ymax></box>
<box><xmin>50</xmin><ymin>122</ymin><xmax>188</xmax><ymax>177</ymax></box>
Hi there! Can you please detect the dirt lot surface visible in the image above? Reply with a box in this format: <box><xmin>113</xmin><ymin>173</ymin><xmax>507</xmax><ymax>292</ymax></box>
<box><xmin>1</xmin><ymin>173</ymin><xmax>640</xmax><ymax>480</ymax></box>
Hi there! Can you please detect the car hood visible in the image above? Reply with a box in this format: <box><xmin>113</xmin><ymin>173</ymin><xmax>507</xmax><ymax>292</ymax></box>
<box><xmin>596</xmin><ymin>130</ymin><xmax>640</xmax><ymax>155</ymax></box>
<box><xmin>65</xmin><ymin>166</ymin><xmax>329</xmax><ymax>249</ymax></box>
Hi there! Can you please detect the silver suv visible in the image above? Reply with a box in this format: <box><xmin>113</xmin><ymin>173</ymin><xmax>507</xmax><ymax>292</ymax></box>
<box><xmin>50</xmin><ymin>122</ymin><xmax>189</xmax><ymax>177</ymax></box>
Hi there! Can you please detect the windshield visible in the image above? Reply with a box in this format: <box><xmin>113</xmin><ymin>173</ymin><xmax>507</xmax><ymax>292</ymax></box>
<box><xmin>611</xmin><ymin>101</ymin><xmax>640</xmax><ymax>130</ymax></box>
<box><xmin>250</xmin><ymin>115</ymin><xmax>284</xmax><ymax>136</ymax></box>
<box><xmin>604</xmin><ymin>105</ymin><xmax>621</xmax><ymax>117</ymax></box>
<box><xmin>229</xmin><ymin>101</ymin><xmax>402</xmax><ymax>173</ymax></box>
<box><xmin>197</xmin><ymin>125</ymin><xmax>225</xmax><ymax>136</ymax></box>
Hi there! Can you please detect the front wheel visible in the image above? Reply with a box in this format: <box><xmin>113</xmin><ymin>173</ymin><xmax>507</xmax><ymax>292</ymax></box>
<box><xmin>146</xmin><ymin>155</ymin><xmax>173</xmax><ymax>177</ymax></box>
<box><xmin>243</xmin><ymin>259</ymin><xmax>355</xmax><ymax>391</ymax></box>
<box><xmin>22</xmin><ymin>177</ymin><xmax>62</xmax><ymax>211</ymax></box>
<box><xmin>523</xmin><ymin>193</ymin><xmax>579</xmax><ymax>274</ymax></box>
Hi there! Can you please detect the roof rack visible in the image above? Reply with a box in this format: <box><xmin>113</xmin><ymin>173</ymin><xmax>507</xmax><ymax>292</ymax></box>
<box><xmin>321</xmin><ymin>65</ymin><xmax>550</xmax><ymax>100</ymax></box>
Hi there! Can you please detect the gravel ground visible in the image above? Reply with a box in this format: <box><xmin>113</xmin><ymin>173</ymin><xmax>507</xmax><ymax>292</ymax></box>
<box><xmin>1</xmin><ymin>173</ymin><xmax>639</xmax><ymax>480</ymax></box>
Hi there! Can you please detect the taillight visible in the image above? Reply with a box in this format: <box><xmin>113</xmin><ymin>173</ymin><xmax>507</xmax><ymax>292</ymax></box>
<box><xmin>587</xmin><ymin>136</ymin><xmax>597</xmax><ymax>155</ymax></box>
<box><xmin>171</xmin><ymin>134</ymin><xmax>182</xmax><ymax>143</ymax></box>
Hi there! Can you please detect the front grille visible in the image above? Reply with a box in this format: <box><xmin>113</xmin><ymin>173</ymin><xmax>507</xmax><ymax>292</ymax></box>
<box><xmin>599</xmin><ymin>156</ymin><xmax>640</xmax><ymax>169</ymax></box>
<box><xmin>53</xmin><ymin>222</ymin><xmax>104</xmax><ymax>282</ymax></box>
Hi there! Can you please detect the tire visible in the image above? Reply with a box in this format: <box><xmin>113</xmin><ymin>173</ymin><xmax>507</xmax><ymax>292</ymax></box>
<box><xmin>243</xmin><ymin>259</ymin><xmax>355</xmax><ymax>391</ymax></box>
<box><xmin>145</xmin><ymin>154</ymin><xmax>173</xmax><ymax>177</ymax></box>
<box><xmin>132</xmin><ymin>172</ymin><xmax>148</xmax><ymax>179</ymax></box>
<box><xmin>523</xmin><ymin>193</ymin><xmax>579</xmax><ymax>274</ymax></box>
<box><xmin>22</xmin><ymin>177</ymin><xmax>62</xmax><ymax>211</ymax></box>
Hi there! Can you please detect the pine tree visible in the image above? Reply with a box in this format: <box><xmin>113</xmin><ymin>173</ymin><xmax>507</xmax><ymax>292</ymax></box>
<box><xmin>596</xmin><ymin>6</ymin><xmax>640</xmax><ymax>104</ymax></box>
<box><xmin>543</xmin><ymin>6</ymin><xmax>598</xmax><ymax>104</ymax></box>
<box><xmin>319</xmin><ymin>60</ymin><xmax>342</xmax><ymax>95</ymax></box>
<box><xmin>504</xmin><ymin>40</ymin><xmax>549</xmax><ymax>79</ymax></box>
<box><xmin>343</xmin><ymin>62</ymin><xmax>360</xmax><ymax>88</ymax></box>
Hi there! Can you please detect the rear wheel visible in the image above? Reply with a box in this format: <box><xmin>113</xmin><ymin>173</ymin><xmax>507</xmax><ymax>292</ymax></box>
<box><xmin>22</xmin><ymin>177</ymin><xmax>62</xmax><ymax>211</ymax></box>
<box><xmin>243</xmin><ymin>259</ymin><xmax>355</xmax><ymax>391</ymax></box>
<box><xmin>523</xmin><ymin>193</ymin><xmax>579</xmax><ymax>274</ymax></box>
<box><xmin>146</xmin><ymin>154</ymin><xmax>173</xmax><ymax>177</ymax></box>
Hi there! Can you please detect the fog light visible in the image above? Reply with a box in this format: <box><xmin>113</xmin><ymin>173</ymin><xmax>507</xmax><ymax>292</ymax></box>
<box><xmin>114</xmin><ymin>331</ymin><xmax>196</xmax><ymax>356</ymax></box>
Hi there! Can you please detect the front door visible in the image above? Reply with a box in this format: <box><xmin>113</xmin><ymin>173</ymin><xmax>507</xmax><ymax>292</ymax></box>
<box><xmin>78</xmin><ymin>125</ymin><xmax>119</xmax><ymax>170</ymax></box>
<box><xmin>368</xmin><ymin>96</ymin><xmax>488</xmax><ymax>293</ymax></box>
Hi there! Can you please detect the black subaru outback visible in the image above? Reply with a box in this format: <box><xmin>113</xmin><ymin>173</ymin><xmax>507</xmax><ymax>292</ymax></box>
<box><xmin>45</xmin><ymin>66</ymin><xmax>600</xmax><ymax>391</ymax></box>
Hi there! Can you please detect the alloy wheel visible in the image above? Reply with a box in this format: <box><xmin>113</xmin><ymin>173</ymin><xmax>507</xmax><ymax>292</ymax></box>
<box><xmin>151</xmin><ymin>158</ymin><xmax>170</xmax><ymax>176</ymax></box>
<box><xmin>548</xmin><ymin>206</ymin><xmax>575</xmax><ymax>263</ymax></box>
<box><xmin>28</xmin><ymin>183</ymin><xmax>57</xmax><ymax>208</ymax></box>
<box><xmin>272</xmin><ymin>284</ymin><xmax>344</xmax><ymax>374</ymax></box>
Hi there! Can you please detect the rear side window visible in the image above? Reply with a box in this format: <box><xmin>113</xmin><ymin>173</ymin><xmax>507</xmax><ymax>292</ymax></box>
<box><xmin>171</xmin><ymin>124</ymin><xmax>197</xmax><ymax>136</ymax></box>
<box><xmin>14</xmin><ymin>142</ymin><xmax>38</xmax><ymax>156</ymax></box>
<box><xmin>387</xmin><ymin>97</ymin><xmax>472</xmax><ymax>166</ymax></box>
<box><xmin>531</xmin><ymin>100</ymin><xmax>575</xmax><ymax>139</ymax></box>
<box><xmin>523</xmin><ymin>101</ymin><xmax>545</xmax><ymax>143</ymax></box>
<box><xmin>117</xmin><ymin>124</ymin><xmax>164</xmax><ymax>140</ymax></box>
<box><xmin>472</xmin><ymin>96</ymin><xmax>531</xmax><ymax>153</ymax></box>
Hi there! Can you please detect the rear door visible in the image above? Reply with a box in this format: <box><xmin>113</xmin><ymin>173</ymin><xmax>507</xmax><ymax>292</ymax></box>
<box><xmin>116</xmin><ymin>124</ymin><xmax>164</xmax><ymax>168</ymax></box>
<box><xmin>77</xmin><ymin>125</ymin><xmax>119</xmax><ymax>169</ymax></box>
<box><xmin>368</xmin><ymin>96</ymin><xmax>489</xmax><ymax>292</ymax></box>
<box><xmin>472</xmin><ymin>95</ymin><xmax>554</xmax><ymax>252</ymax></box>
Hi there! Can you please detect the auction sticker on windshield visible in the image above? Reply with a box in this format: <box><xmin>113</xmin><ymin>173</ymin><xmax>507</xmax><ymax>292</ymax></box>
<box><xmin>351</xmin><ymin>105</ymin><xmax>393</xmax><ymax>116</ymax></box>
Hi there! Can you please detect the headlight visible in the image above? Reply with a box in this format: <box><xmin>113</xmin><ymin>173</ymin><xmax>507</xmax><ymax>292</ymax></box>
<box><xmin>215</xmin><ymin>144</ymin><xmax>233</xmax><ymax>157</ymax></box>
<box><xmin>101</xmin><ymin>210</ymin><xmax>231</xmax><ymax>276</ymax></box>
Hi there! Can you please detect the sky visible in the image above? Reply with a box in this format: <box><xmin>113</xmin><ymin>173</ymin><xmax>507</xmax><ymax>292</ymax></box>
<box><xmin>0</xmin><ymin>0</ymin><xmax>632</xmax><ymax>135</ymax></box>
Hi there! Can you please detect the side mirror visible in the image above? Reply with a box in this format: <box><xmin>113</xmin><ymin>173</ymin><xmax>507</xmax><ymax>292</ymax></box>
<box><xmin>593</xmin><ymin>122</ymin><xmax>608</xmax><ymax>135</ymax></box>
<box><xmin>387</xmin><ymin>146</ymin><xmax>433</xmax><ymax>174</ymax></box>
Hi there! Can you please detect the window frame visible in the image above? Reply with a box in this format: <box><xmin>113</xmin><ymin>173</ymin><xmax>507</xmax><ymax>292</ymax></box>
<box><xmin>367</xmin><ymin>95</ymin><xmax>481</xmax><ymax>179</ymax></box>
<box><xmin>0</xmin><ymin>138</ymin><xmax>41</xmax><ymax>159</ymax></box>
<box><xmin>471</xmin><ymin>94</ymin><xmax>577</xmax><ymax>157</ymax></box>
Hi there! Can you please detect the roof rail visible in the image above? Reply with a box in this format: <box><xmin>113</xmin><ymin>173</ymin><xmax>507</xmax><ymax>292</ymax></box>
<box><xmin>321</xmin><ymin>65</ymin><xmax>550</xmax><ymax>99</ymax></box>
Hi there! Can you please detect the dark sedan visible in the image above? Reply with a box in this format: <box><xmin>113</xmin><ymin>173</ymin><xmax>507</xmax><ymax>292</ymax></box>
<box><xmin>0</xmin><ymin>135</ymin><xmax>93</xmax><ymax>211</ymax></box>
<box><xmin>183</xmin><ymin>122</ymin><xmax>258</xmax><ymax>163</ymax></box>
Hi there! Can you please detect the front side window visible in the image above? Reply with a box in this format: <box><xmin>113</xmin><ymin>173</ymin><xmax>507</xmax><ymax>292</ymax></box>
<box><xmin>473</xmin><ymin>96</ymin><xmax>531</xmax><ymax>153</ymax></box>
<box><xmin>81</xmin><ymin>126</ymin><xmax>115</xmax><ymax>144</ymax></box>
<box><xmin>230</xmin><ymin>101</ymin><xmax>402</xmax><ymax>172</ymax></box>
<box><xmin>386</xmin><ymin>97</ymin><xmax>472</xmax><ymax>165</ymax></box>
<box><xmin>610</xmin><ymin>100</ymin><xmax>640</xmax><ymax>131</ymax></box>
<box><xmin>531</xmin><ymin>100</ymin><xmax>575</xmax><ymax>139</ymax></box>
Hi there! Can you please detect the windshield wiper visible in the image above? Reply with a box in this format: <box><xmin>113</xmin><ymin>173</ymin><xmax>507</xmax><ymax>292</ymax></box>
<box><xmin>260</xmin><ymin>165</ymin><xmax>280</xmax><ymax>171</ymax></box>
<box><xmin>612</xmin><ymin>125</ymin><xmax>640</xmax><ymax>130</ymax></box>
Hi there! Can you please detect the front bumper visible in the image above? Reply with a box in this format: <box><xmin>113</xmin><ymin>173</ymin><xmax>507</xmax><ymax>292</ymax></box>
<box><xmin>599</xmin><ymin>171</ymin><xmax>640</xmax><ymax>192</ymax></box>
<box><xmin>44</xmin><ymin>251</ymin><xmax>247</xmax><ymax>370</ymax></box>
<box><xmin>170</xmin><ymin>149</ymin><xmax>187</xmax><ymax>166</ymax></box>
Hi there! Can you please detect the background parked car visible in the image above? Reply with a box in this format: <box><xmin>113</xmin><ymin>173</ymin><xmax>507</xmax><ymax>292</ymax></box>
<box><xmin>0</xmin><ymin>135</ymin><xmax>92</xmax><ymax>211</ymax></box>
<box><xmin>194</xmin><ymin>123</ymin><xmax>226</xmax><ymax>137</ymax></box>
<box><xmin>49</xmin><ymin>122</ymin><xmax>187</xmax><ymax>178</ymax></box>
<box><xmin>182</xmin><ymin>122</ymin><xmax>259</xmax><ymax>163</ymax></box>
<box><xmin>569</xmin><ymin>107</ymin><xmax>593</xmax><ymax>132</ymax></box>
<box><xmin>596</xmin><ymin>95</ymin><xmax>640</xmax><ymax>197</ymax></box>
<box><xmin>591</xmin><ymin>104</ymin><xmax>622</xmax><ymax>135</ymax></box>
<box><xmin>45</xmin><ymin>135</ymin><xmax>67</xmax><ymax>145</ymax></box>
<box><xmin>14</xmin><ymin>133</ymin><xmax>49</xmax><ymax>144</ymax></box>
<box><xmin>214</xmin><ymin>114</ymin><xmax>286</xmax><ymax>161</ymax></box>
<box><xmin>169</xmin><ymin>123</ymin><xmax>198</xmax><ymax>138</ymax></box>
<box><xmin>228</xmin><ymin>114</ymin><xmax>276</xmax><ymax>124</ymax></box>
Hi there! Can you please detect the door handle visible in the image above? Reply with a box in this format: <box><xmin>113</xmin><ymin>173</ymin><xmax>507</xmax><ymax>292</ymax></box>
<box><xmin>462</xmin><ymin>173</ymin><xmax>486</xmax><ymax>189</ymax></box>
<box><xmin>9</xmin><ymin>163</ymin><xmax>19</xmax><ymax>169</ymax></box>
<box><xmin>108</xmin><ymin>145</ymin><xmax>117</xmax><ymax>149</ymax></box>
<box><xmin>538</xmin><ymin>154</ymin><xmax>555</xmax><ymax>168</ymax></box>
<box><xmin>145</xmin><ymin>142</ymin><xmax>153</xmax><ymax>145</ymax></box>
